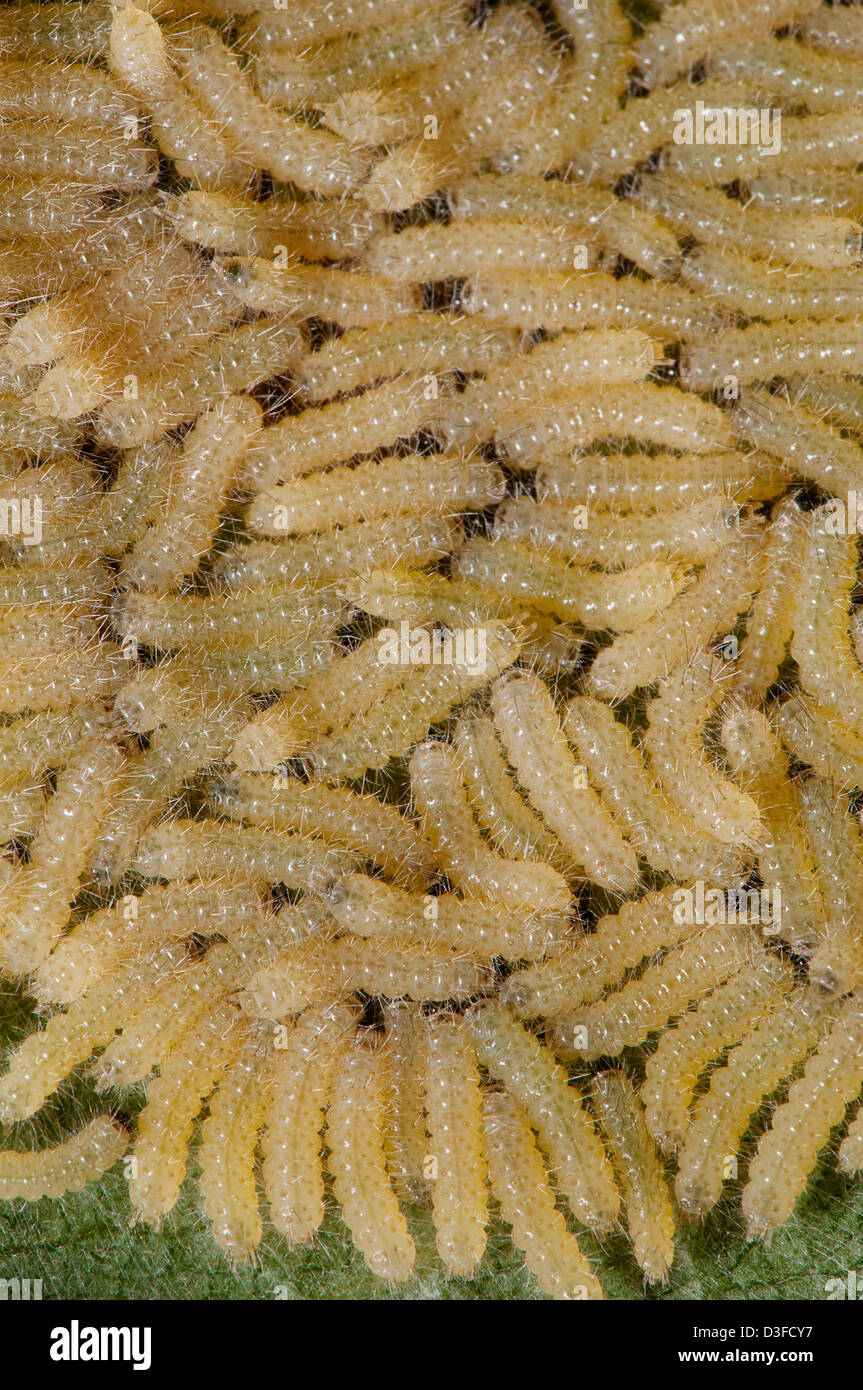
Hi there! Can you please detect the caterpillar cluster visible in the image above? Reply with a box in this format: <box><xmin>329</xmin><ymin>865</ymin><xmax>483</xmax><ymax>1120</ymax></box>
<box><xmin>2</xmin><ymin>0</ymin><xmax>863</xmax><ymax>1300</ymax></box>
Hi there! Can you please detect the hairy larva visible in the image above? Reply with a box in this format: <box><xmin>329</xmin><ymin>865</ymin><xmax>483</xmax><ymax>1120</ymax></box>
<box><xmin>453</xmin><ymin>712</ymin><xmax>564</xmax><ymax>870</ymax></box>
<box><xmin>674</xmin><ymin>987</ymin><xmax>833</xmax><ymax>1217</ymax></box>
<box><xmin>237</xmin><ymin>0</ymin><xmax>453</xmax><ymax>47</ymax></box>
<box><xmin>666</xmin><ymin>111</ymin><xmax>863</xmax><ymax>185</ymax></box>
<box><xmin>731</xmin><ymin>387</ymin><xmax>863</xmax><ymax>499</ymax></box>
<box><xmin>0</xmin><ymin>118</ymin><xmax>156</xmax><ymax>190</ymax></box>
<box><xmin>326</xmin><ymin>1040</ymin><xmax>416</xmax><ymax>1283</ymax></box>
<box><xmin>130</xmin><ymin>1003</ymin><xmax>250</xmax><ymax>1228</ymax></box>
<box><xmin>246</xmin><ymin>453</ymin><xmax>504</xmax><ymax>539</ymax></box>
<box><xmin>774</xmin><ymin>695</ymin><xmax>863</xmax><ymax>793</ymax></box>
<box><xmin>482</xmin><ymin>1091</ymin><xmax>603</xmax><ymax>1301</ymax></box>
<box><xmin>198</xmin><ymin>1031</ymin><xmax>272</xmax><ymax>1265</ymax></box>
<box><xmin>797</xmin><ymin>779</ymin><xmax>863</xmax><ymax>998</ymax></box>
<box><xmin>496</xmin><ymin>494</ymin><xmax>737</xmax><ymax>570</ymax></box>
<box><xmin>789</xmin><ymin>376</ymin><xmax>863</xmax><ymax>437</ymax></box>
<box><xmin>839</xmin><ymin>1108</ymin><xmax>863</xmax><ymax>1176</ymax></box>
<box><xmin>791</xmin><ymin>519</ymin><xmax>863</xmax><ymax>731</ymax></box>
<box><xmin>535</xmin><ymin>450</ymin><xmax>785</xmax><ymax>513</ymax></box>
<box><xmin>447</xmin><ymin>173</ymin><xmax>680</xmax><ymax>279</ymax></box>
<box><xmin>644</xmin><ymin>653</ymin><xmax>764</xmax><ymax>850</ymax></box>
<box><xmin>706</xmin><ymin>37</ymin><xmax>863</xmax><ymax>113</ymax></box>
<box><xmin>633</xmin><ymin>0</ymin><xmax>822</xmax><ymax>88</ymax></box>
<box><xmin>419</xmin><ymin>1012</ymin><xmax>488</xmax><ymax>1277</ymax></box>
<box><xmin>0</xmin><ymin>707</ymin><xmax>105</xmax><ymax>789</ymax></box>
<box><xmin>361</xmin><ymin>218</ymin><xmax>608</xmax><ymax>286</ymax></box>
<box><xmin>642</xmin><ymin>952</ymin><xmax>796</xmax><ymax>1156</ymax></box>
<box><xmin>239</xmin><ymin>936</ymin><xmax>494</xmax><ymax>1022</ymax></box>
<box><xmin>0</xmin><ymin>944</ymin><xmax>188</xmax><ymax>1125</ymax></box>
<box><xmin>733</xmin><ymin>496</ymin><xmax>808</xmax><ymax>704</ymax></box>
<box><xmin>680</xmin><ymin>245</ymin><xmax>863</xmax><ymax>322</ymax></box>
<box><xmin>591</xmin><ymin>1071</ymin><xmax>675</xmax><ymax>1287</ymax></box>
<box><xmin>116</xmin><ymin>586</ymin><xmax>342</xmax><ymax>654</ymax></box>
<box><xmin>490</xmin><ymin>672</ymin><xmax>640</xmax><ymax>895</ymax></box>
<box><xmin>303</xmin><ymin>621</ymin><xmax>522</xmax><ymax>784</ymax></box>
<box><xmin>208</xmin><ymin>773</ymin><xmax>436</xmax><ymax>889</ymax></box>
<box><xmin>562</xmin><ymin>695</ymin><xmax>746</xmax><ymax>883</ymax></box>
<box><xmin>799</xmin><ymin>4</ymin><xmax>863</xmax><ymax>56</ymax></box>
<box><xmin>120</xmin><ymin>396</ymin><xmax>261</xmax><ymax>594</ymax></box>
<box><xmin>175</xmin><ymin>23</ymin><xmax>371</xmax><ymax>198</ymax></box>
<box><xmin>262</xmin><ymin>1003</ymin><xmax>356</xmax><ymax>1244</ymax></box>
<box><xmin>682</xmin><ymin>322</ymin><xmax>863</xmax><ymax>393</ymax></box>
<box><xmin>0</xmin><ymin>54</ymin><xmax>134</xmax><ymax>126</ymax></box>
<box><xmin>218</xmin><ymin>257</ymin><xmax>421</xmax><ymax>328</ymax></box>
<box><xmin>468</xmin><ymin>1002</ymin><xmax>619</xmax><ymax>1234</ymax></box>
<box><xmin>454</xmin><ymin>539</ymin><xmax>689</xmax><ymax>633</ymax></box>
<box><xmin>634</xmin><ymin>173</ymin><xmax>861</xmax><ymax>271</ymax></box>
<box><xmin>495</xmin><ymin>382</ymin><xmax>735</xmax><ymax>471</ymax></box>
<box><xmin>163</xmin><ymin>188</ymin><xmax>376</xmax><ymax>264</ymax></box>
<box><xmin>551</xmin><ymin>926</ymin><xmax>756</xmax><ymax>1063</ymax></box>
<box><xmin>742</xmin><ymin>996</ymin><xmax>863</xmax><ymax>1241</ymax></box>
<box><xmin>0</xmin><ymin>1117</ymin><xmax>128</xmax><ymax>1203</ymax></box>
<box><xmin>0</xmin><ymin>2</ymin><xmax>110</xmax><ymax>61</ymax></box>
<box><xmin>33</xmin><ymin>881</ymin><xmax>265</xmax><ymax>1007</ymax></box>
<box><xmin>0</xmin><ymin>734</ymin><xmax>124</xmax><ymax>976</ymax></box>
<box><xmin>133</xmin><ymin>820</ymin><xmax>350</xmax><ymax>895</ymax></box>
<box><xmin>94</xmin><ymin>317</ymin><xmax>302</xmax><ymax>449</ymax></box>
<box><xmin>328</xmin><ymin>873</ymin><xmax>566</xmax><ymax>963</ymax></box>
<box><xmin>748</xmin><ymin>169</ymin><xmax>863</xmax><ymax>221</ymax></box>
<box><xmin>408</xmin><ymin>741</ymin><xmax>573</xmax><ymax>913</ymax></box>
<box><xmin>503</xmin><ymin>887</ymin><xmax>701</xmax><ymax>1021</ymax></box>
<box><xmin>460</xmin><ymin>270</ymin><xmax>717</xmax><ymax>337</ymax></box>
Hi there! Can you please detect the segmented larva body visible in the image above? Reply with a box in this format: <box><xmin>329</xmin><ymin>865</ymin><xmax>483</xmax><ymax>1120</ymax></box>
<box><xmin>734</xmin><ymin>496</ymin><xmax>809</xmax><ymax>704</ymax></box>
<box><xmin>326</xmin><ymin>1041</ymin><xmax>416</xmax><ymax>1283</ymax></box>
<box><xmin>217</xmin><ymin>258</ymin><xmax>420</xmax><ymax>326</ymax></box>
<box><xmin>361</xmin><ymin>219</ymin><xmax>607</xmax><ymax>285</ymax></box>
<box><xmin>674</xmin><ymin>988</ymin><xmax>834</xmax><ymax>1217</ymax></box>
<box><xmin>238</xmin><ymin>935</ymin><xmax>493</xmax><ymax>1022</ymax></box>
<box><xmin>419</xmin><ymin>1013</ymin><xmax>488</xmax><ymax>1277</ymax></box>
<box><xmin>681</xmin><ymin>245</ymin><xmax>863</xmax><ymax>322</ymax></box>
<box><xmin>210</xmin><ymin>773</ymin><xmax>435</xmax><ymax>889</ymax></box>
<box><xmin>668</xmin><ymin>110</ymin><xmax>863</xmax><ymax>186</ymax></box>
<box><xmin>132</xmin><ymin>819</ymin><xmax>349</xmax><ymax>896</ymax></box>
<box><xmin>481</xmin><ymin>1091</ymin><xmax>603</xmax><ymax>1301</ymax></box>
<box><xmin>304</xmin><ymin>621</ymin><xmax>522</xmax><ymax>783</ymax></box>
<box><xmin>382</xmin><ymin>1003</ymin><xmax>428</xmax><ymax>1199</ymax></box>
<box><xmin>33</xmin><ymin>880</ymin><xmax>265</xmax><ymax>1007</ymax></box>
<box><xmin>0</xmin><ymin>734</ymin><xmax>124</xmax><ymax>975</ymax></box>
<box><xmin>644</xmin><ymin>653</ymin><xmax>764</xmax><ymax>851</ymax></box>
<box><xmin>117</xmin><ymin>583</ymin><xmax>342</xmax><ymax>655</ymax></box>
<box><xmin>774</xmin><ymin>695</ymin><xmax>863</xmax><ymax>794</ymax></box>
<box><xmin>130</xmin><ymin>1004</ymin><xmax>251</xmax><ymax>1228</ymax></box>
<box><xmin>198</xmin><ymin>1031</ymin><xmax>273</xmax><ymax>1265</ymax></box>
<box><xmin>562</xmin><ymin>695</ymin><xmax>745</xmax><ymax>883</ymax></box>
<box><xmin>585</xmin><ymin>531</ymin><xmax>761</xmax><ymax>700</ymax></box>
<box><xmin>732</xmin><ymin>387</ymin><xmax>863</xmax><ymax>499</ymax></box>
<box><xmin>504</xmin><ymin>886</ymin><xmax>717</xmax><ymax>1021</ymax></box>
<box><xmin>408</xmin><ymin>740</ymin><xmax>572</xmax><ymax>914</ymax></box>
<box><xmin>742</xmin><ymin>996</ymin><xmax>863</xmax><ymax>1241</ymax></box>
<box><xmin>262</xmin><ymin>1004</ymin><xmax>356</xmax><ymax>1244</ymax></box>
<box><xmin>246</xmin><ymin>453</ymin><xmax>504</xmax><ymax>538</ymax></box>
<box><xmin>468</xmin><ymin>1003</ymin><xmax>620</xmax><ymax>1234</ymax></box>
<box><xmin>453</xmin><ymin>712</ymin><xmax>564</xmax><ymax>870</ymax></box>
<box><xmin>461</xmin><ymin>270</ymin><xmax>714</xmax><ymax>338</ymax></box>
<box><xmin>328</xmin><ymin>874</ymin><xmax>566</xmax><ymax>963</ymax></box>
<box><xmin>707</xmin><ymin>36</ymin><xmax>863</xmax><ymax>112</ymax></box>
<box><xmin>642</xmin><ymin>952</ymin><xmax>796</xmax><ymax>1156</ymax></box>
<box><xmin>490</xmin><ymin>671</ymin><xmax>640</xmax><ymax>894</ymax></box>
<box><xmin>591</xmin><ymin>1071</ymin><xmax>675</xmax><ymax>1287</ymax></box>
<box><xmin>791</xmin><ymin>519</ymin><xmax>863</xmax><ymax>731</ymax></box>
<box><xmin>0</xmin><ymin>1117</ymin><xmax>128</xmax><ymax>1202</ymax></box>
<box><xmin>791</xmin><ymin>375</ymin><xmax>863</xmax><ymax>436</ymax></box>
<box><xmin>120</xmin><ymin>396</ymin><xmax>261</xmax><ymax>593</ymax></box>
<box><xmin>797</xmin><ymin>779</ymin><xmax>863</xmax><ymax>997</ymax></box>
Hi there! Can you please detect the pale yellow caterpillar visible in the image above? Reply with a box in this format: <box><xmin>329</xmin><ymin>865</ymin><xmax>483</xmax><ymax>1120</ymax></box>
<box><xmin>680</xmin><ymin>245</ymin><xmax>863</xmax><ymax>321</ymax></box>
<box><xmin>800</xmin><ymin>3</ymin><xmax>863</xmax><ymax>56</ymax></box>
<box><xmin>120</xmin><ymin>396</ymin><xmax>262</xmax><ymax>594</ymax></box>
<box><xmin>550</xmin><ymin>926</ymin><xmax>755</xmax><ymax>1062</ymax></box>
<box><xmin>0</xmin><ymin>2</ymin><xmax>110</xmax><ymax>61</ymax></box>
<box><xmin>789</xmin><ymin>375</ymin><xmax>863</xmax><ymax>435</ymax></box>
<box><xmin>633</xmin><ymin>0</ymin><xmax>824</xmax><ymax>89</ymax></box>
<box><xmin>734</xmin><ymin>496</ymin><xmax>809</xmax><ymax>704</ymax></box>
<box><xmin>674</xmin><ymin>987</ymin><xmax>834</xmax><ymax>1217</ymax></box>
<box><xmin>362</xmin><ymin>218</ymin><xmax>606</xmax><ymax>286</ymax></box>
<box><xmin>262</xmin><ymin>1003</ymin><xmax>356</xmax><ymax>1245</ymax></box>
<box><xmin>667</xmin><ymin>111</ymin><xmax>863</xmax><ymax>185</ymax></box>
<box><xmin>239</xmin><ymin>936</ymin><xmax>494</xmax><ymax>1022</ymax></box>
<box><xmin>481</xmin><ymin>1091</ymin><xmax>603</xmax><ymax>1301</ymax></box>
<box><xmin>468</xmin><ymin>1003</ymin><xmax>619</xmax><ymax>1234</ymax></box>
<box><xmin>706</xmin><ymin>37</ymin><xmax>863</xmax><ymax>113</ymax></box>
<box><xmin>682</xmin><ymin>322</ymin><xmax>863</xmax><ymax>393</ymax></box>
<box><xmin>460</xmin><ymin>271</ymin><xmax>716</xmax><ymax>338</ymax></box>
<box><xmin>208</xmin><ymin>773</ymin><xmax>435</xmax><ymax>889</ymax></box>
<box><xmin>535</xmin><ymin>450</ymin><xmax>786</xmax><ymax>513</ymax></box>
<box><xmin>132</xmin><ymin>820</ymin><xmax>351</xmax><ymax>895</ymax></box>
<box><xmin>236</xmin><ymin>0</ymin><xmax>453</xmax><ymax>48</ymax></box>
<box><xmin>326</xmin><ymin>1040</ymin><xmax>416</xmax><ymax>1283</ymax></box>
<box><xmin>643</xmin><ymin>653</ymin><xmax>765</xmax><ymax>849</ymax></box>
<box><xmin>246</xmin><ymin>453</ymin><xmax>504</xmax><ymax>539</ymax></box>
<box><xmin>748</xmin><ymin>169</ymin><xmax>863</xmax><ymax>220</ymax></box>
<box><xmin>731</xmin><ymin>387</ymin><xmax>863</xmax><ymax>501</ymax></box>
<box><xmin>220</xmin><ymin>257</ymin><xmax>421</xmax><ymax>327</ymax></box>
<box><xmin>741</xmin><ymin>996</ymin><xmax>863</xmax><ymax>1241</ymax></box>
<box><xmin>130</xmin><ymin>1003</ymin><xmax>250</xmax><ymax>1229</ymax></box>
<box><xmin>0</xmin><ymin>1117</ymin><xmax>128</xmax><ymax>1202</ymax></box>
<box><xmin>0</xmin><ymin>117</ymin><xmax>156</xmax><ymax>190</ymax></box>
<box><xmin>163</xmin><ymin>188</ymin><xmax>376</xmax><ymax>264</ymax></box>
<box><xmin>797</xmin><ymin>778</ymin><xmax>863</xmax><ymax>998</ymax></box>
<box><xmin>408</xmin><ymin>740</ymin><xmax>573</xmax><ymax>914</ymax></box>
<box><xmin>641</xmin><ymin>952</ymin><xmax>796</xmax><ymax>1156</ymax></box>
<box><xmin>791</xmin><ymin>519</ymin><xmax>863</xmax><ymax>731</ymax></box>
<box><xmin>198</xmin><ymin>1031</ymin><xmax>273</xmax><ymax>1265</ymax></box>
<box><xmin>382</xmin><ymin>1003</ymin><xmax>429</xmax><ymax>1200</ymax></box>
<box><xmin>419</xmin><ymin>1013</ymin><xmax>488</xmax><ymax>1277</ymax></box>
<box><xmin>503</xmin><ymin>886</ymin><xmax>737</xmax><ymax>1022</ymax></box>
<box><xmin>453</xmin><ymin>712</ymin><xmax>564</xmax><ymax>871</ymax></box>
<box><xmin>591</xmin><ymin>1071</ymin><xmax>675</xmax><ymax>1287</ymax></box>
<box><xmin>0</xmin><ymin>53</ymin><xmax>134</xmax><ymax>126</ymax></box>
<box><xmin>490</xmin><ymin>671</ymin><xmax>640</xmax><ymax>894</ymax></box>
<box><xmin>774</xmin><ymin>695</ymin><xmax>863</xmax><ymax>793</ymax></box>
<box><xmin>453</xmin><ymin>539</ymin><xmax>689</xmax><ymax>633</ymax></box>
<box><xmin>328</xmin><ymin>874</ymin><xmax>566</xmax><ymax>964</ymax></box>
<box><xmin>116</xmin><ymin>586</ymin><xmax>342</xmax><ymax>654</ymax></box>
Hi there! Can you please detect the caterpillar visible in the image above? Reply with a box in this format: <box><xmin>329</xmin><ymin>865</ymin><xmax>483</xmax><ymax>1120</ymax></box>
<box><xmin>0</xmin><ymin>1117</ymin><xmax>128</xmax><ymax>1201</ymax></box>
<box><xmin>198</xmin><ymin>1030</ymin><xmax>273</xmax><ymax>1265</ymax></box>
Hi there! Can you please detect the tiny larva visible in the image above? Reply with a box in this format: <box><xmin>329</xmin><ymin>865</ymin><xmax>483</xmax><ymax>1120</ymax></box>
<box><xmin>0</xmin><ymin>1117</ymin><xmax>128</xmax><ymax>1202</ymax></box>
